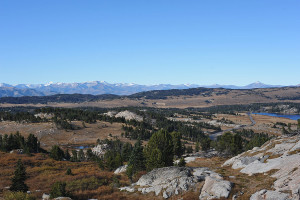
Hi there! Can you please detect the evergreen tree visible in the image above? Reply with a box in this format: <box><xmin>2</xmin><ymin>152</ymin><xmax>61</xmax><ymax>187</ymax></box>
<box><xmin>26</xmin><ymin>134</ymin><xmax>39</xmax><ymax>153</ymax></box>
<box><xmin>182</xmin><ymin>144</ymin><xmax>186</xmax><ymax>154</ymax></box>
<box><xmin>3</xmin><ymin>134</ymin><xmax>8</xmax><ymax>151</ymax></box>
<box><xmin>86</xmin><ymin>148</ymin><xmax>94</xmax><ymax>161</ymax></box>
<box><xmin>127</xmin><ymin>139</ymin><xmax>145</xmax><ymax>178</ymax></box>
<box><xmin>186</xmin><ymin>146</ymin><xmax>193</xmax><ymax>154</ymax></box>
<box><xmin>195</xmin><ymin>141</ymin><xmax>200</xmax><ymax>153</ymax></box>
<box><xmin>298</xmin><ymin>119</ymin><xmax>300</xmax><ymax>130</ymax></box>
<box><xmin>98</xmin><ymin>159</ymin><xmax>105</xmax><ymax>170</ymax></box>
<box><xmin>78</xmin><ymin>149</ymin><xmax>85</xmax><ymax>161</ymax></box>
<box><xmin>66</xmin><ymin>168</ymin><xmax>72</xmax><ymax>175</ymax></box>
<box><xmin>171</xmin><ymin>132</ymin><xmax>183</xmax><ymax>157</ymax></box>
<box><xmin>50</xmin><ymin>145</ymin><xmax>65</xmax><ymax>161</ymax></box>
<box><xmin>231</xmin><ymin>134</ymin><xmax>243</xmax><ymax>155</ymax></box>
<box><xmin>0</xmin><ymin>132</ymin><xmax>40</xmax><ymax>153</ymax></box>
<box><xmin>103</xmin><ymin>150</ymin><xmax>122</xmax><ymax>171</ymax></box>
<box><xmin>8</xmin><ymin>133</ymin><xmax>16</xmax><ymax>151</ymax></box>
<box><xmin>121</xmin><ymin>142</ymin><xmax>133</xmax><ymax>162</ymax></box>
<box><xmin>50</xmin><ymin>182</ymin><xmax>67</xmax><ymax>198</ymax></box>
<box><xmin>126</xmin><ymin>165</ymin><xmax>134</xmax><ymax>182</ymax></box>
<box><xmin>144</xmin><ymin>130</ymin><xmax>174</xmax><ymax>171</ymax></box>
<box><xmin>200</xmin><ymin>137</ymin><xmax>211</xmax><ymax>152</ymax></box>
<box><xmin>214</xmin><ymin>132</ymin><xmax>245</xmax><ymax>155</ymax></box>
<box><xmin>10</xmin><ymin>159</ymin><xmax>29</xmax><ymax>192</ymax></box>
<box><xmin>71</xmin><ymin>150</ymin><xmax>78</xmax><ymax>162</ymax></box>
<box><xmin>64</xmin><ymin>149</ymin><xmax>71</xmax><ymax>161</ymax></box>
<box><xmin>178</xmin><ymin>157</ymin><xmax>186</xmax><ymax>167</ymax></box>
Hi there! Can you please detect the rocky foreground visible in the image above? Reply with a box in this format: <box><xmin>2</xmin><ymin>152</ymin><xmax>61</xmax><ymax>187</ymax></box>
<box><xmin>120</xmin><ymin>166</ymin><xmax>232</xmax><ymax>199</ymax></box>
<box><xmin>223</xmin><ymin>135</ymin><xmax>300</xmax><ymax>200</ymax></box>
<box><xmin>118</xmin><ymin>135</ymin><xmax>300</xmax><ymax>199</ymax></box>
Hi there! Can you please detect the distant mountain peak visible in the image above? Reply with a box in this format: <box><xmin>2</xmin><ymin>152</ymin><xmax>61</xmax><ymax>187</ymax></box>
<box><xmin>0</xmin><ymin>81</ymin><xmax>294</xmax><ymax>98</ymax></box>
<box><xmin>45</xmin><ymin>81</ymin><xmax>54</xmax><ymax>86</ymax></box>
<box><xmin>239</xmin><ymin>81</ymin><xmax>283</xmax><ymax>89</ymax></box>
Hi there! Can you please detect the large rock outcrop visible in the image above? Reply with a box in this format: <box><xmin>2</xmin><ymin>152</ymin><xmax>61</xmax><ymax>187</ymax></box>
<box><xmin>91</xmin><ymin>144</ymin><xmax>109</xmax><ymax>157</ymax></box>
<box><xmin>199</xmin><ymin>176</ymin><xmax>232</xmax><ymax>200</ymax></box>
<box><xmin>120</xmin><ymin>166</ymin><xmax>232</xmax><ymax>199</ymax></box>
<box><xmin>223</xmin><ymin>136</ymin><xmax>300</xmax><ymax>199</ymax></box>
<box><xmin>115</xmin><ymin>111</ymin><xmax>143</xmax><ymax>122</ymax></box>
<box><xmin>114</xmin><ymin>165</ymin><xmax>128</xmax><ymax>174</ymax></box>
<box><xmin>250</xmin><ymin>189</ymin><xmax>290</xmax><ymax>200</ymax></box>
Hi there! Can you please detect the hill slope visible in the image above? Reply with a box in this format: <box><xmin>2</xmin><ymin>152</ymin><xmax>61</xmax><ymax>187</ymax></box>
<box><xmin>1</xmin><ymin>86</ymin><xmax>300</xmax><ymax>108</ymax></box>
<box><xmin>223</xmin><ymin>134</ymin><xmax>300</xmax><ymax>199</ymax></box>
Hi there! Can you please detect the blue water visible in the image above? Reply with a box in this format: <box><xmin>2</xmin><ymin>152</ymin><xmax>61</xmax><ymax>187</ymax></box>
<box><xmin>253</xmin><ymin>113</ymin><xmax>300</xmax><ymax>120</ymax></box>
<box><xmin>75</xmin><ymin>146</ymin><xmax>90</xmax><ymax>149</ymax></box>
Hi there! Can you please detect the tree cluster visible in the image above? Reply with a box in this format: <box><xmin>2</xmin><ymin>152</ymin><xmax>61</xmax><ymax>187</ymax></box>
<box><xmin>0</xmin><ymin>132</ymin><xmax>40</xmax><ymax>153</ymax></box>
<box><xmin>212</xmin><ymin>130</ymin><xmax>271</xmax><ymax>156</ymax></box>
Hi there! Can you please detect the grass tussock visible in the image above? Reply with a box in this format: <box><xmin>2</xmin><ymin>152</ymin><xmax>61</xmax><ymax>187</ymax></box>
<box><xmin>288</xmin><ymin>148</ymin><xmax>300</xmax><ymax>155</ymax></box>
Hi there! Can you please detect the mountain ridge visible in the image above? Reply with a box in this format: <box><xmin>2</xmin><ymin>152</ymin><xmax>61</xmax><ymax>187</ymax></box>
<box><xmin>0</xmin><ymin>81</ymin><xmax>296</xmax><ymax>98</ymax></box>
<box><xmin>1</xmin><ymin>86</ymin><xmax>300</xmax><ymax>106</ymax></box>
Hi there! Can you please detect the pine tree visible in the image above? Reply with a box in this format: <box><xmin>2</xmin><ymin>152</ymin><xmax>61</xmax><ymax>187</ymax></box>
<box><xmin>195</xmin><ymin>142</ymin><xmax>200</xmax><ymax>153</ymax></box>
<box><xmin>3</xmin><ymin>134</ymin><xmax>8</xmax><ymax>151</ymax></box>
<box><xmin>71</xmin><ymin>150</ymin><xmax>78</xmax><ymax>162</ymax></box>
<box><xmin>186</xmin><ymin>146</ymin><xmax>193</xmax><ymax>154</ymax></box>
<box><xmin>121</xmin><ymin>142</ymin><xmax>133</xmax><ymax>162</ymax></box>
<box><xmin>178</xmin><ymin>157</ymin><xmax>186</xmax><ymax>167</ymax></box>
<box><xmin>26</xmin><ymin>134</ymin><xmax>39</xmax><ymax>153</ymax></box>
<box><xmin>10</xmin><ymin>159</ymin><xmax>29</xmax><ymax>192</ymax></box>
<box><xmin>171</xmin><ymin>132</ymin><xmax>183</xmax><ymax>157</ymax></box>
<box><xmin>103</xmin><ymin>150</ymin><xmax>122</xmax><ymax>171</ymax></box>
<box><xmin>86</xmin><ymin>148</ymin><xmax>94</xmax><ymax>161</ymax></box>
<box><xmin>50</xmin><ymin>181</ymin><xmax>67</xmax><ymax>198</ymax></box>
<box><xmin>144</xmin><ymin>130</ymin><xmax>174</xmax><ymax>171</ymax></box>
<box><xmin>200</xmin><ymin>137</ymin><xmax>211</xmax><ymax>152</ymax></box>
<box><xmin>127</xmin><ymin>139</ymin><xmax>145</xmax><ymax>177</ymax></box>
<box><xmin>231</xmin><ymin>134</ymin><xmax>243</xmax><ymax>155</ymax></box>
<box><xmin>66</xmin><ymin>168</ymin><xmax>72</xmax><ymax>175</ymax></box>
<box><xmin>50</xmin><ymin>145</ymin><xmax>65</xmax><ymax>161</ymax></box>
<box><xmin>64</xmin><ymin>149</ymin><xmax>71</xmax><ymax>161</ymax></box>
<box><xmin>78</xmin><ymin>149</ymin><xmax>85</xmax><ymax>161</ymax></box>
<box><xmin>126</xmin><ymin>165</ymin><xmax>134</xmax><ymax>182</ymax></box>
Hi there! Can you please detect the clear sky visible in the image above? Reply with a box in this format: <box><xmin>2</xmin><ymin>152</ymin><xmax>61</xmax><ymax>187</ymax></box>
<box><xmin>0</xmin><ymin>0</ymin><xmax>299</xmax><ymax>86</ymax></box>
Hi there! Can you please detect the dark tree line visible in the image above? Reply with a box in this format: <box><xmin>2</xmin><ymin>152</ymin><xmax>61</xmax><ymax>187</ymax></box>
<box><xmin>0</xmin><ymin>111</ymin><xmax>45</xmax><ymax>123</ymax></box>
<box><xmin>0</xmin><ymin>132</ymin><xmax>41</xmax><ymax>153</ymax></box>
<box><xmin>0</xmin><ymin>93</ymin><xmax>119</xmax><ymax>104</ymax></box>
<box><xmin>194</xmin><ymin>102</ymin><xmax>300</xmax><ymax>114</ymax></box>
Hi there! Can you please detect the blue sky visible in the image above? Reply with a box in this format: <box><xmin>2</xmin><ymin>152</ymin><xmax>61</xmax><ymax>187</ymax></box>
<box><xmin>0</xmin><ymin>0</ymin><xmax>299</xmax><ymax>85</ymax></box>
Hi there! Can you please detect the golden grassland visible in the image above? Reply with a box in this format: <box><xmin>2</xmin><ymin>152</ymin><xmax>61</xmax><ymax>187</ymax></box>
<box><xmin>215</xmin><ymin>113</ymin><xmax>298</xmax><ymax>136</ymax></box>
<box><xmin>0</xmin><ymin>152</ymin><xmax>201</xmax><ymax>200</ymax></box>
<box><xmin>0</xmin><ymin>152</ymin><xmax>159</xmax><ymax>200</ymax></box>
<box><xmin>0</xmin><ymin>153</ymin><xmax>278</xmax><ymax>200</ymax></box>
<box><xmin>0</xmin><ymin>120</ymin><xmax>137</xmax><ymax>151</ymax></box>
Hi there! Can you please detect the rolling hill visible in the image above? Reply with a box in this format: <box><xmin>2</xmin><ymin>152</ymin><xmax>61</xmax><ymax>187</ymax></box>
<box><xmin>1</xmin><ymin>86</ymin><xmax>300</xmax><ymax>109</ymax></box>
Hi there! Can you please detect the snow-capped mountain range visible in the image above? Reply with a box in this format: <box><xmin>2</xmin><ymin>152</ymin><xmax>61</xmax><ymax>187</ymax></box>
<box><xmin>0</xmin><ymin>81</ymin><xmax>296</xmax><ymax>98</ymax></box>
